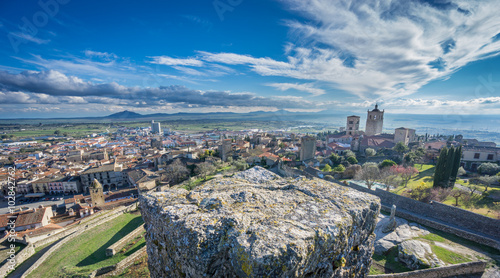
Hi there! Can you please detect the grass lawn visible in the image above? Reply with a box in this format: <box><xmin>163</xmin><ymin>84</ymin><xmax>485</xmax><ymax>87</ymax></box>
<box><xmin>9</xmin><ymin>125</ymin><xmax>117</xmax><ymax>139</ymax></box>
<box><xmin>392</xmin><ymin>164</ymin><xmax>435</xmax><ymax>195</ymax></box>
<box><xmin>27</xmin><ymin>212</ymin><xmax>144</xmax><ymax>278</ymax></box>
<box><xmin>430</xmin><ymin>244</ymin><xmax>470</xmax><ymax>264</ymax></box>
<box><xmin>419</xmin><ymin>226</ymin><xmax>500</xmax><ymax>258</ymax></box>
<box><xmin>371</xmin><ymin>247</ymin><xmax>412</xmax><ymax>274</ymax></box>
<box><xmin>110</xmin><ymin>254</ymin><xmax>149</xmax><ymax>278</ymax></box>
<box><xmin>389</xmin><ymin>164</ymin><xmax>500</xmax><ymax>218</ymax></box>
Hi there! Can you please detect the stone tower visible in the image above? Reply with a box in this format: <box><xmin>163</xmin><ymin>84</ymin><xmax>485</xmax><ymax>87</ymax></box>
<box><xmin>346</xmin><ymin>115</ymin><xmax>360</xmax><ymax>136</ymax></box>
<box><xmin>365</xmin><ymin>104</ymin><xmax>384</xmax><ymax>136</ymax></box>
<box><xmin>299</xmin><ymin>136</ymin><xmax>316</xmax><ymax>161</ymax></box>
<box><xmin>89</xmin><ymin>178</ymin><xmax>105</xmax><ymax>207</ymax></box>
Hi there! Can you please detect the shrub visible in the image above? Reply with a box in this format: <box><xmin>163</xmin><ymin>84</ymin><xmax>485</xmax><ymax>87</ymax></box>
<box><xmin>333</xmin><ymin>164</ymin><xmax>346</xmax><ymax>172</ymax></box>
<box><xmin>379</xmin><ymin>159</ymin><xmax>397</xmax><ymax>169</ymax></box>
<box><xmin>347</xmin><ymin>156</ymin><xmax>358</xmax><ymax>164</ymax></box>
<box><xmin>478</xmin><ymin>163</ymin><xmax>500</xmax><ymax>175</ymax></box>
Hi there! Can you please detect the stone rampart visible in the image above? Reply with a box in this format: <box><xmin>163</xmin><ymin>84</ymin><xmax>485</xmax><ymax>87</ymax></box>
<box><xmin>20</xmin><ymin>203</ymin><xmax>138</xmax><ymax>278</ymax></box>
<box><xmin>0</xmin><ymin>243</ymin><xmax>35</xmax><ymax>278</ymax></box>
<box><xmin>345</xmin><ymin>182</ymin><xmax>500</xmax><ymax>246</ymax></box>
<box><xmin>106</xmin><ymin>224</ymin><xmax>144</xmax><ymax>256</ymax></box>
<box><xmin>141</xmin><ymin>167</ymin><xmax>381</xmax><ymax>277</ymax></box>
<box><xmin>368</xmin><ymin>260</ymin><xmax>487</xmax><ymax>278</ymax></box>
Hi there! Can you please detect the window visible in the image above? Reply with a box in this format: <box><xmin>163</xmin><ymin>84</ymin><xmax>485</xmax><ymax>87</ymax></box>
<box><xmin>349</xmin><ymin>121</ymin><xmax>353</xmax><ymax>124</ymax></box>
<box><xmin>487</xmin><ymin>154</ymin><xmax>494</xmax><ymax>160</ymax></box>
<box><xmin>349</xmin><ymin>127</ymin><xmax>352</xmax><ymax>130</ymax></box>
<box><xmin>474</xmin><ymin>153</ymin><xmax>480</xmax><ymax>159</ymax></box>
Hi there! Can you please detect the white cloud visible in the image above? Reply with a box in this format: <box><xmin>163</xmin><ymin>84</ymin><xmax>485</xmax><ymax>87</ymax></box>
<box><xmin>178</xmin><ymin>0</ymin><xmax>500</xmax><ymax>100</ymax></box>
<box><xmin>149</xmin><ymin>56</ymin><xmax>204</xmax><ymax>67</ymax></box>
<box><xmin>84</xmin><ymin>50</ymin><xmax>118</xmax><ymax>60</ymax></box>
<box><xmin>267</xmin><ymin>82</ymin><xmax>326</xmax><ymax>96</ymax></box>
<box><xmin>10</xmin><ymin>33</ymin><xmax>50</xmax><ymax>44</ymax></box>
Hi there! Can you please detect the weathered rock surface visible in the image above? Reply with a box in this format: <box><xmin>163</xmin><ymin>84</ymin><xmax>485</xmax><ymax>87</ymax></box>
<box><xmin>374</xmin><ymin>213</ymin><xmax>429</xmax><ymax>255</ymax></box>
<box><xmin>398</xmin><ymin>239</ymin><xmax>442</xmax><ymax>270</ymax></box>
<box><xmin>140</xmin><ymin>167</ymin><xmax>380</xmax><ymax>277</ymax></box>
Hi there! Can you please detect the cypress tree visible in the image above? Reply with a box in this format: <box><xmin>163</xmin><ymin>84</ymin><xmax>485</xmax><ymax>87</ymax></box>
<box><xmin>433</xmin><ymin>147</ymin><xmax>448</xmax><ymax>188</ymax></box>
<box><xmin>443</xmin><ymin>146</ymin><xmax>455</xmax><ymax>188</ymax></box>
<box><xmin>449</xmin><ymin>145</ymin><xmax>462</xmax><ymax>185</ymax></box>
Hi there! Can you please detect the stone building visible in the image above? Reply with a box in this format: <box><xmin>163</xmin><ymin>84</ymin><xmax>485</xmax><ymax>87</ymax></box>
<box><xmin>89</xmin><ymin>179</ymin><xmax>105</xmax><ymax>207</ymax></box>
<box><xmin>151</xmin><ymin>137</ymin><xmax>163</xmax><ymax>149</ymax></box>
<box><xmin>67</xmin><ymin>149</ymin><xmax>108</xmax><ymax>163</ymax></box>
<box><xmin>394</xmin><ymin>127</ymin><xmax>416</xmax><ymax>146</ymax></box>
<box><xmin>365</xmin><ymin>104</ymin><xmax>384</xmax><ymax>136</ymax></box>
<box><xmin>299</xmin><ymin>136</ymin><xmax>316</xmax><ymax>161</ymax></box>
<box><xmin>219</xmin><ymin>139</ymin><xmax>233</xmax><ymax>162</ymax></box>
<box><xmin>461</xmin><ymin>146</ymin><xmax>500</xmax><ymax>171</ymax></box>
<box><xmin>346</xmin><ymin>115</ymin><xmax>360</xmax><ymax>136</ymax></box>
<box><xmin>80</xmin><ymin>162</ymin><xmax>126</xmax><ymax>193</ymax></box>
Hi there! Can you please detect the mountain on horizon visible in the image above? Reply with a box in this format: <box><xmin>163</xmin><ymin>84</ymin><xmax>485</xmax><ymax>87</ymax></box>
<box><xmin>106</xmin><ymin>110</ymin><xmax>143</xmax><ymax>118</ymax></box>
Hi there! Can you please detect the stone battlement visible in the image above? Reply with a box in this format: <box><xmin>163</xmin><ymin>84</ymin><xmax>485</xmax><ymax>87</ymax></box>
<box><xmin>140</xmin><ymin>167</ymin><xmax>380</xmax><ymax>277</ymax></box>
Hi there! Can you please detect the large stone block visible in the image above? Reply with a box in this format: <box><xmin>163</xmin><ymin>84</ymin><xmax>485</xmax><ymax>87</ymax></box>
<box><xmin>140</xmin><ymin>167</ymin><xmax>380</xmax><ymax>277</ymax></box>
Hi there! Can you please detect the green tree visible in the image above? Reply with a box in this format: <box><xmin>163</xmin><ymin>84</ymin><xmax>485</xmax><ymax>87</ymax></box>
<box><xmin>333</xmin><ymin>164</ymin><xmax>345</xmax><ymax>172</ymax></box>
<box><xmin>322</xmin><ymin>164</ymin><xmax>332</xmax><ymax>172</ymax></box>
<box><xmin>365</xmin><ymin>148</ymin><xmax>376</xmax><ymax>157</ymax></box>
<box><xmin>393</xmin><ymin>142</ymin><xmax>409</xmax><ymax>156</ymax></box>
<box><xmin>449</xmin><ymin>145</ymin><xmax>462</xmax><ymax>184</ymax></box>
<box><xmin>329</xmin><ymin>153</ymin><xmax>342</xmax><ymax>166</ymax></box>
<box><xmin>343</xmin><ymin>150</ymin><xmax>355</xmax><ymax>158</ymax></box>
<box><xmin>433</xmin><ymin>147</ymin><xmax>448</xmax><ymax>188</ymax></box>
<box><xmin>54</xmin><ymin>130</ymin><xmax>61</xmax><ymax>135</ymax></box>
<box><xmin>347</xmin><ymin>156</ymin><xmax>358</xmax><ymax>165</ymax></box>
<box><xmin>379</xmin><ymin>159</ymin><xmax>396</xmax><ymax>169</ymax></box>
<box><xmin>443</xmin><ymin>146</ymin><xmax>455</xmax><ymax>186</ymax></box>
<box><xmin>478</xmin><ymin>162</ymin><xmax>500</xmax><ymax>175</ymax></box>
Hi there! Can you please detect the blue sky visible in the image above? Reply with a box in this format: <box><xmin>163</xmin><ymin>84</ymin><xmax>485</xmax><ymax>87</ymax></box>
<box><xmin>0</xmin><ymin>0</ymin><xmax>499</xmax><ymax>118</ymax></box>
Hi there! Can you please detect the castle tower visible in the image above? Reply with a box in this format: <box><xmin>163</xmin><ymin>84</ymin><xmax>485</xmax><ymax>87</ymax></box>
<box><xmin>89</xmin><ymin>178</ymin><xmax>105</xmax><ymax>207</ymax></box>
<box><xmin>346</xmin><ymin>115</ymin><xmax>360</xmax><ymax>136</ymax></box>
<box><xmin>299</xmin><ymin>136</ymin><xmax>316</xmax><ymax>161</ymax></box>
<box><xmin>365</xmin><ymin>104</ymin><xmax>384</xmax><ymax>136</ymax></box>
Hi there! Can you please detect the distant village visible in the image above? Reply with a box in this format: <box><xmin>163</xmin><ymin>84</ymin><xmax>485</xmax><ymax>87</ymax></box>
<box><xmin>0</xmin><ymin>105</ymin><xmax>498</xmax><ymax>237</ymax></box>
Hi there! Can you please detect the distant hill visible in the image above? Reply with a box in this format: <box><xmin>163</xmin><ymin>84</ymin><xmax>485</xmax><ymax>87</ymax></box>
<box><xmin>106</xmin><ymin>110</ymin><xmax>144</xmax><ymax>118</ymax></box>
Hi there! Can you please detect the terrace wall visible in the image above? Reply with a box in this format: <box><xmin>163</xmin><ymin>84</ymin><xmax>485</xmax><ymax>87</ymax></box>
<box><xmin>344</xmin><ymin>182</ymin><xmax>500</xmax><ymax>250</ymax></box>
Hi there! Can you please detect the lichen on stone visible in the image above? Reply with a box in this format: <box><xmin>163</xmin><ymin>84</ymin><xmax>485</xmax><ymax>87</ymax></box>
<box><xmin>140</xmin><ymin>166</ymin><xmax>380</xmax><ymax>277</ymax></box>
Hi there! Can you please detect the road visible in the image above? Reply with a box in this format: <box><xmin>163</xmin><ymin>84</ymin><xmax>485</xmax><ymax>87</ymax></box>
<box><xmin>0</xmin><ymin>196</ymin><xmax>66</xmax><ymax>214</ymax></box>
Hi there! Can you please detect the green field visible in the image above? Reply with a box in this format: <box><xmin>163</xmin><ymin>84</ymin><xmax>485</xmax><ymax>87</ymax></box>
<box><xmin>27</xmin><ymin>212</ymin><xmax>144</xmax><ymax>278</ymax></box>
<box><xmin>390</xmin><ymin>164</ymin><xmax>500</xmax><ymax>218</ymax></box>
<box><xmin>2</xmin><ymin>123</ymin><xmax>116</xmax><ymax>139</ymax></box>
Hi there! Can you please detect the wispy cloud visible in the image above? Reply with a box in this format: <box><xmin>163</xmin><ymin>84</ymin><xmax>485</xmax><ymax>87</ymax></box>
<box><xmin>10</xmin><ymin>33</ymin><xmax>50</xmax><ymax>44</ymax></box>
<box><xmin>155</xmin><ymin>0</ymin><xmax>500</xmax><ymax>100</ymax></box>
<box><xmin>266</xmin><ymin>82</ymin><xmax>325</xmax><ymax>96</ymax></box>
<box><xmin>84</xmin><ymin>50</ymin><xmax>118</xmax><ymax>60</ymax></box>
<box><xmin>149</xmin><ymin>56</ymin><xmax>204</xmax><ymax>67</ymax></box>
